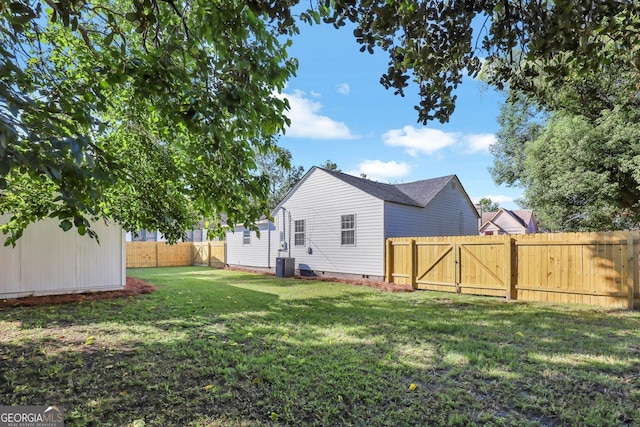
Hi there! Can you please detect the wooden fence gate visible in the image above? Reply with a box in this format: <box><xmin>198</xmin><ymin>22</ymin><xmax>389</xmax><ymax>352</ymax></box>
<box><xmin>386</xmin><ymin>235</ymin><xmax>513</xmax><ymax>299</ymax></box>
<box><xmin>385</xmin><ymin>233</ymin><xmax>639</xmax><ymax>309</ymax></box>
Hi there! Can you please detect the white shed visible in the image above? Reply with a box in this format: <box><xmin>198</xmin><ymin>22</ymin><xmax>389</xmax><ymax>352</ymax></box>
<box><xmin>226</xmin><ymin>167</ymin><xmax>479</xmax><ymax>281</ymax></box>
<box><xmin>0</xmin><ymin>215</ymin><xmax>126</xmax><ymax>299</ymax></box>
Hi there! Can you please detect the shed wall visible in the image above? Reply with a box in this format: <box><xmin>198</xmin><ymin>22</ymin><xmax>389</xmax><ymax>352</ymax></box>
<box><xmin>0</xmin><ymin>215</ymin><xmax>125</xmax><ymax>298</ymax></box>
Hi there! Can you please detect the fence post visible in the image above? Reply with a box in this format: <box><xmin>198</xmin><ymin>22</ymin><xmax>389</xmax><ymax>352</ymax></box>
<box><xmin>385</xmin><ymin>239</ymin><xmax>393</xmax><ymax>283</ymax></box>
<box><xmin>454</xmin><ymin>243</ymin><xmax>460</xmax><ymax>293</ymax></box>
<box><xmin>505</xmin><ymin>236</ymin><xmax>515</xmax><ymax>300</ymax></box>
<box><xmin>155</xmin><ymin>242</ymin><xmax>159</xmax><ymax>268</ymax></box>
<box><xmin>408</xmin><ymin>239</ymin><xmax>416</xmax><ymax>288</ymax></box>
<box><xmin>628</xmin><ymin>234</ymin><xmax>635</xmax><ymax>310</ymax></box>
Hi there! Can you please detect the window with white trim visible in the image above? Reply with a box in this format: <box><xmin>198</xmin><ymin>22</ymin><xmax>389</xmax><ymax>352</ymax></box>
<box><xmin>341</xmin><ymin>214</ymin><xmax>355</xmax><ymax>245</ymax></box>
<box><xmin>294</xmin><ymin>220</ymin><xmax>305</xmax><ymax>246</ymax></box>
<box><xmin>242</xmin><ymin>230</ymin><xmax>251</xmax><ymax>245</ymax></box>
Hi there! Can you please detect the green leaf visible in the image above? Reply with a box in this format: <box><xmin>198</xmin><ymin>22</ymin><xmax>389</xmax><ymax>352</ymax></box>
<box><xmin>104</xmin><ymin>32</ymin><xmax>114</xmax><ymax>45</ymax></box>
<box><xmin>60</xmin><ymin>220</ymin><xmax>72</xmax><ymax>232</ymax></box>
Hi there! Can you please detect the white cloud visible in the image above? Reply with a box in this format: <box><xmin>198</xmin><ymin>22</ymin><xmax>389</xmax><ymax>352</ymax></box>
<box><xmin>310</xmin><ymin>90</ymin><xmax>322</xmax><ymax>97</ymax></box>
<box><xmin>472</xmin><ymin>194</ymin><xmax>515</xmax><ymax>205</ymax></box>
<box><xmin>382</xmin><ymin>126</ymin><xmax>497</xmax><ymax>155</ymax></box>
<box><xmin>382</xmin><ymin>126</ymin><xmax>459</xmax><ymax>157</ymax></box>
<box><xmin>463</xmin><ymin>133</ymin><xmax>497</xmax><ymax>154</ymax></box>
<box><xmin>336</xmin><ymin>83</ymin><xmax>350</xmax><ymax>95</ymax></box>
<box><xmin>280</xmin><ymin>90</ymin><xmax>358</xmax><ymax>140</ymax></box>
<box><xmin>347</xmin><ymin>160</ymin><xmax>412</xmax><ymax>182</ymax></box>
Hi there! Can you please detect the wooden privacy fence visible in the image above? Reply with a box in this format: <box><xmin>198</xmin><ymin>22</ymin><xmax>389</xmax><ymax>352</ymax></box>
<box><xmin>385</xmin><ymin>232</ymin><xmax>640</xmax><ymax>309</ymax></box>
<box><xmin>126</xmin><ymin>241</ymin><xmax>226</xmax><ymax>268</ymax></box>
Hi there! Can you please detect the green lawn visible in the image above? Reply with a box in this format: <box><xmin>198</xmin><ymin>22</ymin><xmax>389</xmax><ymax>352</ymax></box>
<box><xmin>1</xmin><ymin>267</ymin><xmax>639</xmax><ymax>426</ymax></box>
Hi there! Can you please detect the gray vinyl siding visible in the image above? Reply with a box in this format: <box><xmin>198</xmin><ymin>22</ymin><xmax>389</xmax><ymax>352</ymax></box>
<box><xmin>421</xmin><ymin>180</ymin><xmax>478</xmax><ymax>235</ymax></box>
<box><xmin>272</xmin><ymin>169</ymin><xmax>385</xmax><ymax>277</ymax></box>
<box><xmin>383</xmin><ymin>202</ymin><xmax>430</xmax><ymax>237</ymax></box>
<box><xmin>226</xmin><ymin>222</ymin><xmax>275</xmax><ymax>268</ymax></box>
<box><xmin>384</xmin><ymin>179</ymin><xmax>478</xmax><ymax>237</ymax></box>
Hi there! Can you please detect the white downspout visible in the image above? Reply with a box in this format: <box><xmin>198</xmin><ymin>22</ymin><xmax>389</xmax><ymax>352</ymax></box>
<box><xmin>288</xmin><ymin>211</ymin><xmax>292</xmax><ymax>258</ymax></box>
<box><xmin>281</xmin><ymin>207</ymin><xmax>286</xmax><ymax>253</ymax></box>
<box><xmin>267</xmin><ymin>221</ymin><xmax>271</xmax><ymax>268</ymax></box>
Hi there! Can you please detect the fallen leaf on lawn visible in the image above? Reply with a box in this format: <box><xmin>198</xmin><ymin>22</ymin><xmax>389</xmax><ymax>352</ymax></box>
<box><xmin>204</xmin><ymin>384</ymin><xmax>215</xmax><ymax>390</ymax></box>
<box><xmin>409</xmin><ymin>383</ymin><xmax>417</xmax><ymax>391</ymax></box>
<box><xmin>85</xmin><ymin>336</ymin><xmax>96</xmax><ymax>345</ymax></box>
<box><xmin>13</xmin><ymin>385</ymin><xmax>28</xmax><ymax>393</ymax></box>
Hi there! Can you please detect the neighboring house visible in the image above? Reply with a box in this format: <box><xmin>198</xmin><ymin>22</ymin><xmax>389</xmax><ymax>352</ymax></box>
<box><xmin>126</xmin><ymin>228</ymin><xmax>211</xmax><ymax>242</ymax></box>
<box><xmin>226</xmin><ymin>166</ymin><xmax>479</xmax><ymax>281</ymax></box>
<box><xmin>479</xmin><ymin>208</ymin><xmax>539</xmax><ymax>235</ymax></box>
<box><xmin>126</xmin><ymin>218</ymin><xmax>225</xmax><ymax>242</ymax></box>
<box><xmin>0</xmin><ymin>215</ymin><xmax>125</xmax><ymax>299</ymax></box>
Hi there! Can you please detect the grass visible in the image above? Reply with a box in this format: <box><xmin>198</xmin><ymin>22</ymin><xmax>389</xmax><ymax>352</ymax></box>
<box><xmin>1</xmin><ymin>266</ymin><xmax>639</xmax><ymax>426</ymax></box>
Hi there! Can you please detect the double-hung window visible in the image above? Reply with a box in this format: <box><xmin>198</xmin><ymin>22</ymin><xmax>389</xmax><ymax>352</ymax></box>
<box><xmin>341</xmin><ymin>214</ymin><xmax>355</xmax><ymax>245</ymax></box>
<box><xmin>242</xmin><ymin>230</ymin><xmax>251</xmax><ymax>245</ymax></box>
<box><xmin>294</xmin><ymin>220</ymin><xmax>305</xmax><ymax>246</ymax></box>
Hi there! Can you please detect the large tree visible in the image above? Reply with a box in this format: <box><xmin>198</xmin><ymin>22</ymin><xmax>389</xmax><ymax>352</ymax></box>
<box><xmin>490</xmin><ymin>95</ymin><xmax>546</xmax><ymax>188</ymax></box>
<box><xmin>1</xmin><ymin>0</ymin><xmax>294</xmax><ymax>244</ymax></box>
<box><xmin>522</xmin><ymin>109</ymin><xmax>640</xmax><ymax>231</ymax></box>
<box><xmin>2</xmin><ymin>0</ymin><xmax>639</xmax><ymax>243</ymax></box>
<box><xmin>490</xmin><ymin>43</ymin><xmax>640</xmax><ymax>231</ymax></box>
<box><xmin>255</xmin><ymin>147</ymin><xmax>305</xmax><ymax>209</ymax></box>
<box><xmin>479</xmin><ymin>197</ymin><xmax>500</xmax><ymax>213</ymax></box>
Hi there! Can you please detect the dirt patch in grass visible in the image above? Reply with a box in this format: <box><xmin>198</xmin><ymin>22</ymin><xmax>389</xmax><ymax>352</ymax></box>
<box><xmin>225</xmin><ymin>265</ymin><xmax>414</xmax><ymax>292</ymax></box>
<box><xmin>0</xmin><ymin>277</ymin><xmax>157</xmax><ymax>308</ymax></box>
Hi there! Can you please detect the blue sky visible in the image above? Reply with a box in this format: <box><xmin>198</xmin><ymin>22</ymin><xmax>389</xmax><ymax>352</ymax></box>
<box><xmin>276</xmin><ymin>20</ymin><xmax>521</xmax><ymax>210</ymax></box>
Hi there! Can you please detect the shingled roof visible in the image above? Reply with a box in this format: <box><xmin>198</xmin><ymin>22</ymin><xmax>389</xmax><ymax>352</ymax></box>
<box><xmin>481</xmin><ymin>209</ymin><xmax>534</xmax><ymax>228</ymax></box>
<box><xmin>322</xmin><ymin>168</ymin><xmax>456</xmax><ymax>208</ymax></box>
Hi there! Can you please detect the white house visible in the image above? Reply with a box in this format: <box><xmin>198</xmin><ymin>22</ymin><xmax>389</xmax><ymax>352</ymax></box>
<box><xmin>125</xmin><ymin>228</ymin><xmax>210</xmax><ymax>242</ymax></box>
<box><xmin>226</xmin><ymin>167</ymin><xmax>479</xmax><ymax>281</ymax></box>
<box><xmin>479</xmin><ymin>209</ymin><xmax>539</xmax><ymax>235</ymax></box>
<box><xmin>0</xmin><ymin>215</ymin><xmax>126</xmax><ymax>299</ymax></box>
